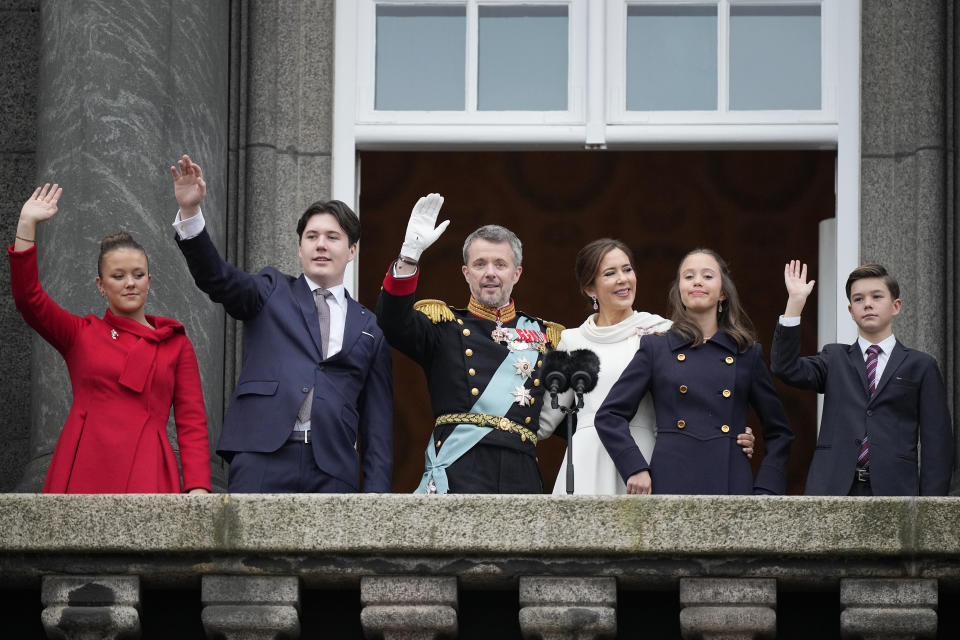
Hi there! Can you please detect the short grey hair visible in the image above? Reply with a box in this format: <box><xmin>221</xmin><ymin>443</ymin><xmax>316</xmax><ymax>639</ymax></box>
<box><xmin>462</xmin><ymin>225</ymin><xmax>523</xmax><ymax>267</ymax></box>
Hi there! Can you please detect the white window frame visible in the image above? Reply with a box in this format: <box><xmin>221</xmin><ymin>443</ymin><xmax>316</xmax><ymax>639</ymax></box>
<box><xmin>334</xmin><ymin>0</ymin><xmax>861</xmax><ymax>342</ymax></box>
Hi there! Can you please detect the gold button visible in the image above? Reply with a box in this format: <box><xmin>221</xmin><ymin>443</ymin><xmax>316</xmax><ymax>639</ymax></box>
<box><xmin>679</xmin><ymin>385</ymin><xmax>688</xmax><ymax>394</ymax></box>
<box><xmin>533</xmin><ymin>379</ymin><xmax>540</xmax><ymax>386</ymax></box>
<box><xmin>677</xmin><ymin>353</ymin><xmax>686</xmax><ymax>361</ymax></box>
<box><xmin>465</xmin><ymin>349</ymin><xmax>473</xmax><ymax>356</ymax></box>
<box><xmin>471</xmin><ymin>388</ymin><xmax>479</xmax><ymax>396</ymax></box>
<box><xmin>721</xmin><ymin>424</ymin><xmax>730</xmax><ymax>433</ymax></box>
<box><xmin>722</xmin><ymin>389</ymin><xmax>731</xmax><ymax>398</ymax></box>
<box><xmin>530</xmin><ymin>398</ymin><xmax>535</xmax><ymax>406</ymax></box>
<box><xmin>457</xmin><ymin>319</ymin><xmax>464</xmax><ymax>325</ymax></box>
<box><xmin>525</xmin><ymin>417</ymin><xmax>531</xmax><ymax>424</ymax></box>
<box><xmin>436</xmin><ymin>440</ymin><xmax>442</xmax><ymax>447</ymax></box>
<box><xmin>538</xmin><ymin>360</ymin><xmax>543</xmax><ymax>367</ymax></box>
<box><xmin>462</xmin><ymin>328</ymin><xmax>471</xmax><ymax>336</ymax></box>
<box><xmin>677</xmin><ymin>420</ymin><xmax>686</xmax><ymax>429</ymax></box>
<box><xmin>469</xmin><ymin>368</ymin><xmax>476</xmax><ymax>376</ymax></box>
<box><xmin>725</xmin><ymin>356</ymin><xmax>734</xmax><ymax>365</ymax></box>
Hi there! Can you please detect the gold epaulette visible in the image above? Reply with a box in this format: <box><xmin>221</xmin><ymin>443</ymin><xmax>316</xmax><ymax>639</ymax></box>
<box><xmin>414</xmin><ymin>299</ymin><xmax>456</xmax><ymax>324</ymax></box>
<box><xmin>544</xmin><ymin>321</ymin><xmax>565</xmax><ymax>348</ymax></box>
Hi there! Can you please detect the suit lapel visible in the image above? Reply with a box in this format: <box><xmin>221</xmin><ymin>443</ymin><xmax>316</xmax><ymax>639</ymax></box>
<box><xmin>334</xmin><ymin>293</ymin><xmax>362</xmax><ymax>360</ymax></box>
<box><xmin>871</xmin><ymin>340</ymin><xmax>908</xmax><ymax>400</ymax></box>
<box><xmin>847</xmin><ymin>342</ymin><xmax>870</xmax><ymax>398</ymax></box>
<box><xmin>294</xmin><ymin>275</ymin><xmax>324</xmax><ymax>356</ymax></box>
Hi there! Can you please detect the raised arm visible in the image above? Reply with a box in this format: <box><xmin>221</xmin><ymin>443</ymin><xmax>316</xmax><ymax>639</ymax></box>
<box><xmin>170</xmin><ymin>154</ymin><xmax>206</xmax><ymax>220</ymax></box>
<box><xmin>771</xmin><ymin>259</ymin><xmax>828</xmax><ymax>391</ymax></box>
<box><xmin>783</xmin><ymin>259</ymin><xmax>816</xmax><ymax>318</ymax></box>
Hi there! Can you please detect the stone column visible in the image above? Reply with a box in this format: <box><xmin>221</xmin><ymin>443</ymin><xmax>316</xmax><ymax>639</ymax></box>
<box><xmin>360</xmin><ymin>576</ymin><xmax>458</xmax><ymax>639</ymax></box>
<box><xmin>201</xmin><ymin>575</ymin><xmax>300</xmax><ymax>640</ymax></box>
<box><xmin>518</xmin><ymin>576</ymin><xmax>616</xmax><ymax>640</ymax></box>
<box><xmin>40</xmin><ymin>575</ymin><xmax>141</xmax><ymax>639</ymax></box>
<box><xmin>840</xmin><ymin>578</ymin><xmax>938</xmax><ymax>639</ymax></box>
<box><xmin>25</xmin><ymin>0</ymin><xmax>231</xmax><ymax>491</ymax></box>
<box><xmin>679</xmin><ymin>578</ymin><xmax>776</xmax><ymax>640</ymax></box>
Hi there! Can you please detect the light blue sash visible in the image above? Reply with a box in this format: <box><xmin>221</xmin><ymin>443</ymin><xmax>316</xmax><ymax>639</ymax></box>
<box><xmin>415</xmin><ymin>317</ymin><xmax>541</xmax><ymax>494</ymax></box>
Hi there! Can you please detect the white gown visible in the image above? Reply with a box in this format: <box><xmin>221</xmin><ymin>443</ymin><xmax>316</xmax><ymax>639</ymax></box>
<box><xmin>538</xmin><ymin>310</ymin><xmax>672</xmax><ymax>495</ymax></box>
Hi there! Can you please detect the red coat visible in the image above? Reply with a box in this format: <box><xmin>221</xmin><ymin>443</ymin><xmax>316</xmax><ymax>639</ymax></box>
<box><xmin>9</xmin><ymin>244</ymin><xmax>211</xmax><ymax>493</ymax></box>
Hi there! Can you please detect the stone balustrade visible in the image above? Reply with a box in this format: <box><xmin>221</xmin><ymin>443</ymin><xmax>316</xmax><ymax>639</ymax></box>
<box><xmin>1</xmin><ymin>494</ymin><xmax>958</xmax><ymax>638</ymax></box>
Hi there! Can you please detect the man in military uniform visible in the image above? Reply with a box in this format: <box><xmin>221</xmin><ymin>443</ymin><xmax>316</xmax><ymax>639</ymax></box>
<box><xmin>376</xmin><ymin>193</ymin><xmax>562</xmax><ymax>494</ymax></box>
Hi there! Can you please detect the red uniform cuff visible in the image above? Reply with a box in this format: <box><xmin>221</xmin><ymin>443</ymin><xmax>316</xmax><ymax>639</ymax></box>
<box><xmin>382</xmin><ymin>268</ymin><xmax>419</xmax><ymax>296</ymax></box>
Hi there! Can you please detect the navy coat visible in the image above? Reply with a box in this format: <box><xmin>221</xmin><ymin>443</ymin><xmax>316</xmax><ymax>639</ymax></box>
<box><xmin>770</xmin><ymin>323</ymin><xmax>953</xmax><ymax>496</ymax></box>
<box><xmin>595</xmin><ymin>330</ymin><xmax>793</xmax><ymax>494</ymax></box>
<box><xmin>176</xmin><ymin>229</ymin><xmax>393</xmax><ymax>492</ymax></box>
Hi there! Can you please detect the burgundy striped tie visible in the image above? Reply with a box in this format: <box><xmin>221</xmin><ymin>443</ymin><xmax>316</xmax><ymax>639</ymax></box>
<box><xmin>858</xmin><ymin>344</ymin><xmax>882</xmax><ymax>469</ymax></box>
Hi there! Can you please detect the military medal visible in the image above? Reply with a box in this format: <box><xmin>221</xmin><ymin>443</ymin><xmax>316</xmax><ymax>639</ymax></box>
<box><xmin>513</xmin><ymin>356</ymin><xmax>533</xmax><ymax>379</ymax></box>
<box><xmin>491</xmin><ymin>322</ymin><xmax>508</xmax><ymax>344</ymax></box>
<box><xmin>512</xmin><ymin>386</ymin><xmax>532</xmax><ymax>406</ymax></box>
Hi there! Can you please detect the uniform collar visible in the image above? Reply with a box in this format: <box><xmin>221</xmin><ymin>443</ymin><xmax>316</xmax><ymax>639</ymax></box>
<box><xmin>467</xmin><ymin>296</ymin><xmax>516</xmax><ymax>322</ymax></box>
<box><xmin>666</xmin><ymin>328</ymin><xmax>738</xmax><ymax>353</ymax></box>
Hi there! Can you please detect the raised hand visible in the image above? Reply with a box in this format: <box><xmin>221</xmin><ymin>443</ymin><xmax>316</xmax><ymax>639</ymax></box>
<box><xmin>170</xmin><ymin>154</ymin><xmax>206</xmax><ymax>217</ymax></box>
<box><xmin>783</xmin><ymin>259</ymin><xmax>815</xmax><ymax>317</ymax></box>
<box><xmin>19</xmin><ymin>183</ymin><xmax>62</xmax><ymax>225</ymax></box>
<box><xmin>400</xmin><ymin>193</ymin><xmax>449</xmax><ymax>262</ymax></box>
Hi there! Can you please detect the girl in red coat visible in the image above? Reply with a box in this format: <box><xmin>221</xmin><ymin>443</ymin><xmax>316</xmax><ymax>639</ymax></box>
<box><xmin>10</xmin><ymin>183</ymin><xmax>211</xmax><ymax>493</ymax></box>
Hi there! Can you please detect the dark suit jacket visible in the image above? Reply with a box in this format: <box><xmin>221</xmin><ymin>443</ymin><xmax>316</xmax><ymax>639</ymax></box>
<box><xmin>770</xmin><ymin>322</ymin><xmax>953</xmax><ymax>496</ymax></box>
<box><xmin>595</xmin><ymin>330</ymin><xmax>794</xmax><ymax>495</ymax></box>
<box><xmin>176</xmin><ymin>229</ymin><xmax>393</xmax><ymax>492</ymax></box>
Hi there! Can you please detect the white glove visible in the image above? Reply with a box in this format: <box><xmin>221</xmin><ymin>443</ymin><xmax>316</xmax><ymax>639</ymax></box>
<box><xmin>400</xmin><ymin>193</ymin><xmax>450</xmax><ymax>261</ymax></box>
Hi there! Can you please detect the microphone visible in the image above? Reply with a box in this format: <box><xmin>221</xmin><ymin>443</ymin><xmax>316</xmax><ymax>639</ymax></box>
<box><xmin>541</xmin><ymin>350</ymin><xmax>572</xmax><ymax>409</ymax></box>
<box><xmin>569</xmin><ymin>349</ymin><xmax>600</xmax><ymax>408</ymax></box>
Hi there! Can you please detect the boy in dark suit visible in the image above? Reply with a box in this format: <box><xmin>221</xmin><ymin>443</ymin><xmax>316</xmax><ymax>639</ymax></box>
<box><xmin>169</xmin><ymin>155</ymin><xmax>393</xmax><ymax>493</ymax></box>
<box><xmin>771</xmin><ymin>261</ymin><xmax>953</xmax><ymax>496</ymax></box>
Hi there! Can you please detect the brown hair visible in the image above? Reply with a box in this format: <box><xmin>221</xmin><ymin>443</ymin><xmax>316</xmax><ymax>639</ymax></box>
<box><xmin>845</xmin><ymin>263</ymin><xmax>900</xmax><ymax>301</ymax></box>
<box><xmin>574</xmin><ymin>238</ymin><xmax>635</xmax><ymax>305</ymax></box>
<box><xmin>98</xmin><ymin>231</ymin><xmax>148</xmax><ymax>278</ymax></box>
<box><xmin>297</xmin><ymin>200</ymin><xmax>361</xmax><ymax>245</ymax></box>
<box><xmin>667</xmin><ymin>248</ymin><xmax>756</xmax><ymax>352</ymax></box>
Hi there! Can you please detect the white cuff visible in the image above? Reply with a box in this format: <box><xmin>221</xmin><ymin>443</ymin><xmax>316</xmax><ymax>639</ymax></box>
<box><xmin>778</xmin><ymin>315</ymin><xmax>801</xmax><ymax>327</ymax></box>
<box><xmin>173</xmin><ymin>209</ymin><xmax>206</xmax><ymax>240</ymax></box>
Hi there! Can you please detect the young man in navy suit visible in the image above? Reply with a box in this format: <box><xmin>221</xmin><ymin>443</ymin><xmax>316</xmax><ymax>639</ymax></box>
<box><xmin>169</xmin><ymin>155</ymin><xmax>393</xmax><ymax>493</ymax></box>
<box><xmin>771</xmin><ymin>261</ymin><xmax>953</xmax><ymax>496</ymax></box>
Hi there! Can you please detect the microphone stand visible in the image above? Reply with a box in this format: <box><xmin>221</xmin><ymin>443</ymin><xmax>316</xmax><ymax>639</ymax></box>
<box><xmin>550</xmin><ymin>391</ymin><xmax>583</xmax><ymax>495</ymax></box>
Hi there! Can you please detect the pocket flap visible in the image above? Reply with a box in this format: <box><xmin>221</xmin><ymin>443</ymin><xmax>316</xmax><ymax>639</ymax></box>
<box><xmin>235</xmin><ymin>380</ymin><xmax>279</xmax><ymax>397</ymax></box>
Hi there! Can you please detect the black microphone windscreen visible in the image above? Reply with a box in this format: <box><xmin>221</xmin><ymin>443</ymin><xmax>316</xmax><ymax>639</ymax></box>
<box><xmin>569</xmin><ymin>348</ymin><xmax>601</xmax><ymax>393</ymax></box>
<box><xmin>542</xmin><ymin>350</ymin><xmax>572</xmax><ymax>393</ymax></box>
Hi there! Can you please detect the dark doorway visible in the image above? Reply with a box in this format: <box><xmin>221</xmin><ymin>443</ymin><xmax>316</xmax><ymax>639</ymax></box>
<box><xmin>357</xmin><ymin>150</ymin><xmax>834</xmax><ymax>494</ymax></box>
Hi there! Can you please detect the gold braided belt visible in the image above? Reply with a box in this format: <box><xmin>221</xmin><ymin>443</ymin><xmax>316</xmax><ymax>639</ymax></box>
<box><xmin>435</xmin><ymin>413</ymin><xmax>538</xmax><ymax>445</ymax></box>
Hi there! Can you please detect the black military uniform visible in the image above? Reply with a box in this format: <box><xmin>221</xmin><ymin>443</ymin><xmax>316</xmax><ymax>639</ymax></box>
<box><xmin>377</xmin><ymin>272</ymin><xmax>561</xmax><ymax>494</ymax></box>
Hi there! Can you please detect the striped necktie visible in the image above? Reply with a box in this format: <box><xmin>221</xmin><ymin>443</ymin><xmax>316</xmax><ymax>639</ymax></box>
<box><xmin>857</xmin><ymin>344</ymin><xmax>882</xmax><ymax>469</ymax></box>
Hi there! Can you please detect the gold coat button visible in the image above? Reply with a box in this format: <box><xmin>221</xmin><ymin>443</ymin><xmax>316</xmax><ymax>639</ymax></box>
<box><xmin>457</xmin><ymin>319</ymin><xmax>464</xmax><ymax>325</ymax></box>
<box><xmin>677</xmin><ymin>353</ymin><xmax>686</xmax><ymax>361</ymax></box>
<box><xmin>679</xmin><ymin>385</ymin><xmax>688</xmax><ymax>394</ymax></box>
<box><xmin>469</xmin><ymin>368</ymin><xmax>476</xmax><ymax>376</ymax></box>
<box><xmin>533</xmin><ymin>379</ymin><xmax>540</xmax><ymax>386</ymax></box>
<box><xmin>721</xmin><ymin>424</ymin><xmax>731</xmax><ymax>433</ymax></box>
<box><xmin>436</xmin><ymin>440</ymin><xmax>442</xmax><ymax>447</ymax></box>
<box><xmin>677</xmin><ymin>420</ymin><xmax>686</xmax><ymax>429</ymax></box>
<box><xmin>530</xmin><ymin>398</ymin><xmax>535</xmax><ymax>406</ymax></box>
<box><xmin>525</xmin><ymin>417</ymin><xmax>531</xmax><ymax>424</ymax></box>
<box><xmin>465</xmin><ymin>349</ymin><xmax>473</xmax><ymax>356</ymax></box>
<box><xmin>537</xmin><ymin>360</ymin><xmax>543</xmax><ymax>367</ymax></box>
<box><xmin>462</xmin><ymin>328</ymin><xmax>471</xmax><ymax>336</ymax></box>
<box><xmin>725</xmin><ymin>356</ymin><xmax>734</xmax><ymax>365</ymax></box>
<box><xmin>722</xmin><ymin>389</ymin><xmax>732</xmax><ymax>398</ymax></box>
<box><xmin>471</xmin><ymin>388</ymin><xmax>479</xmax><ymax>396</ymax></box>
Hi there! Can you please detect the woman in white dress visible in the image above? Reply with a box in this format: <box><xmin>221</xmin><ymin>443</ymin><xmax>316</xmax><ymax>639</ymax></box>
<box><xmin>538</xmin><ymin>239</ymin><xmax>753</xmax><ymax>494</ymax></box>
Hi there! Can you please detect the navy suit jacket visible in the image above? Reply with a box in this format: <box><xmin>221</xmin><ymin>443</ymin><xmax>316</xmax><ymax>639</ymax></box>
<box><xmin>770</xmin><ymin>322</ymin><xmax>953</xmax><ymax>496</ymax></box>
<box><xmin>176</xmin><ymin>229</ymin><xmax>393</xmax><ymax>491</ymax></box>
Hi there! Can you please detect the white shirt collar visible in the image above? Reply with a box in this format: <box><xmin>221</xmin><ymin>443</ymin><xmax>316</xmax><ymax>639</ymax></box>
<box><xmin>303</xmin><ymin>275</ymin><xmax>346</xmax><ymax>307</ymax></box>
<box><xmin>857</xmin><ymin>333</ymin><xmax>896</xmax><ymax>356</ymax></box>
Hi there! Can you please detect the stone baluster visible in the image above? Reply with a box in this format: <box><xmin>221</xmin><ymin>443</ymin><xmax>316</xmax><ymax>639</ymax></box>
<box><xmin>679</xmin><ymin>578</ymin><xmax>777</xmax><ymax>640</ymax></box>
<box><xmin>840</xmin><ymin>578</ymin><xmax>937</xmax><ymax>639</ymax></box>
<box><xmin>518</xmin><ymin>576</ymin><xmax>616</xmax><ymax>640</ymax></box>
<box><xmin>360</xmin><ymin>576</ymin><xmax>458</xmax><ymax>639</ymax></box>
<box><xmin>201</xmin><ymin>576</ymin><xmax>300</xmax><ymax>640</ymax></box>
<box><xmin>41</xmin><ymin>575</ymin><xmax>141</xmax><ymax>640</ymax></box>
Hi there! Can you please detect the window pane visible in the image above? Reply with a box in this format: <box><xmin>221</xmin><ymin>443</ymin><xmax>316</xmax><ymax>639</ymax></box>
<box><xmin>478</xmin><ymin>6</ymin><xmax>568</xmax><ymax>111</ymax></box>
<box><xmin>626</xmin><ymin>5</ymin><xmax>717</xmax><ymax>111</ymax></box>
<box><xmin>375</xmin><ymin>5</ymin><xmax>466</xmax><ymax>110</ymax></box>
<box><xmin>730</xmin><ymin>5</ymin><xmax>821</xmax><ymax>110</ymax></box>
